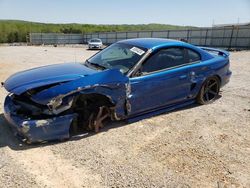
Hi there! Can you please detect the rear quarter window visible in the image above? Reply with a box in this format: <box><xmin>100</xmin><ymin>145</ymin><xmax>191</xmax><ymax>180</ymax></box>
<box><xmin>188</xmin><ymin>49</ymin><xmax>201</xmax><ymax>63</ymax></box>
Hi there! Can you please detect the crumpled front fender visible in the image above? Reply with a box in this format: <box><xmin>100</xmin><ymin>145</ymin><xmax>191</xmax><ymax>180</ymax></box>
<box><xmin>31</xmin><ymin>69</ymin><xmax>129</xmax><ymax>119</ymax></box>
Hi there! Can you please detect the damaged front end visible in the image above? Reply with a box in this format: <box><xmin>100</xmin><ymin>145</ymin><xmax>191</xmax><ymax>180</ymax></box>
<box><xmin>4</xmin><ymin>94</ymin><xmax>77</xmax><ymax>143</ymax></box>
<box><xmin>3</xmin><ymin>68</ymin><xmax>129</xmax><ymax>143</ymax></box>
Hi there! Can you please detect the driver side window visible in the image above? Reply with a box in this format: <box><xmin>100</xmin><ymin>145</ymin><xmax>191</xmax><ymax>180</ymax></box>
<box><xmin>140</xmin><ymin>47</ymin><xmax>185</xmax><ymax>74</ymax></box>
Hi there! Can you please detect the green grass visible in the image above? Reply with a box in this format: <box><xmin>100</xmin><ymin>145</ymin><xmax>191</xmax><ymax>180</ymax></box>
<box><xmin>0</xmin><ymin>20</ymin><xmax>196</xmax><ymax>43</ymax></box>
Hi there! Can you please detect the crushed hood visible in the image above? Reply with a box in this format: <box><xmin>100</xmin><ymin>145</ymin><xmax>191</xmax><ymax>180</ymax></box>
<box><xmin>30</xmin><ymin>68</ymin><xmax>129</xmax><ymax>105</ymax></box>
<box><xmin>3</xmin><ymin>63</ymin><xmax>98</xmax><ymax>95</ymax></box>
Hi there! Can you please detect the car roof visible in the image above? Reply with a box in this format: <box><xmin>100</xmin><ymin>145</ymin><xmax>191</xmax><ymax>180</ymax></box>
<box><xmin>118</xmin><ymin>38</ymin><xmax>185</xmax><ymax>50</ymax></box>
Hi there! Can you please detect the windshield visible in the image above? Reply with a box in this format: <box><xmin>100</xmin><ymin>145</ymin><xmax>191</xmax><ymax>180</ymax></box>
<box><xmin>86</xmin><ymin>43</ymin><xmax>147</xmax><ymax>74</ymax></box>
<box><xmin>90</xmin><ymin>39</ymin><xmax>101</xmax><ymax>43</ymax></box>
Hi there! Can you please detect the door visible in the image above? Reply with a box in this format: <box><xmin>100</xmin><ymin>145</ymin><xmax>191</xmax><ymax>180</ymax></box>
<box><xmin>128</xmin><ymin>47</ymin><xmax>195</xmax><ymax>116</ymax></box>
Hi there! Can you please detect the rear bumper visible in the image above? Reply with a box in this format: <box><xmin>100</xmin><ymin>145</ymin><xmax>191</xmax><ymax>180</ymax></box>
<box><xmin>221</xmin><ymin>70</ymin><xmax>232</xmax><ymax>88</ymax></box>
<box><xmin>3</xmin><ymin>95</ymin><xmax>77</xmax><ymax>143</ymax></box>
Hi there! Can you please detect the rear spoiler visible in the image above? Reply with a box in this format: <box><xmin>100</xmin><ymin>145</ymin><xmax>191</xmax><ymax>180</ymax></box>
<box><xmin>199</xmin><ymin>47</ymin><xmax>229</xmax><ymax>58</ymax></box>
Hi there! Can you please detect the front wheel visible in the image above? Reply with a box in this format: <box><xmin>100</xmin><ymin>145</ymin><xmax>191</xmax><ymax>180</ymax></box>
<box><xmin>197</xmin><ymin>76</ymin><xmax>220</xmax><ymax>105</ymax></box>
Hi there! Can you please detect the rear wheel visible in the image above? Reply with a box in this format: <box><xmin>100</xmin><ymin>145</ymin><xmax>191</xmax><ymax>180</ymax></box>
<box><xmin>197</xmin><ymin>76</ymin><xmax>220</xmax><ymax>104</ymax></box>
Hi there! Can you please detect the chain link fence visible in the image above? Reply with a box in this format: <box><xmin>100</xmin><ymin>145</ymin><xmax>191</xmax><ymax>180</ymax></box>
<box><xmin>30</xmin><ymin>26</ymin><xmax>250</xmax><ymax>49</ymax></box>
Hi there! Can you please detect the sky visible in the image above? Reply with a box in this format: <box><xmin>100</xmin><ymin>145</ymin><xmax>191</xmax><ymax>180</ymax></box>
<box><xmin>0</xmin><ymin>0</ymin><xmax>250</xmax><ymax>27</ymax></box>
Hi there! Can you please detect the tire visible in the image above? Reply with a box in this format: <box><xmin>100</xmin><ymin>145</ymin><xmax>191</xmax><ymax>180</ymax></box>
<box><xmin>197</xmin><ymin>76</ymin><xmax>220</xmax><ymax>105</ymax></box>
<box><xmin>69</xmin><ymin>117</ymin><xmax>78</xmax><ymax>135</ymax></box>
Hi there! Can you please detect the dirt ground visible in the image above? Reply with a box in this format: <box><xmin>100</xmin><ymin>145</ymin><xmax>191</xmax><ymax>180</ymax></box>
<box><xmin>0</xmin><ymin>45</ymin><xmax>249</xmax><ymax>188</ymax></box>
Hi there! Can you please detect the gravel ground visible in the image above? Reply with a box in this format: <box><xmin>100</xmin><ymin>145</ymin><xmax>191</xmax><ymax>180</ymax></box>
<box><xmin>0</xmin><ymin>45</ymin><xmax>249</xmax><ymax>188</ymax></box>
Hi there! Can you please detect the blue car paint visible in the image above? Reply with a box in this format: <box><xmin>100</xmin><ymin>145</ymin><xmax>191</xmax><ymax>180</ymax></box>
<box><xmin>31</xmin><ymin>69</ymin><xmax>128</xmax><ymax>105</ymax></box>
<box><xmin>128</xmin><ymin>65</ymin><xmax>191</xmax><ymax>115</ymax></box>
<box><xmin>3</xmin><ymin>69</ymin><xmax>128</xmax><ymax>143</ymax></box>
<box><xmin>4</xmin><ymin>63</ymin><xmax>98</xmax><ymax>95</ymax></box>
<box><xmin>3</xmin><ymin>38</ymin><xmax>232</xmax><ymax>143</ymax></box>
<box><xmin>31</xmin><ymin>68</ymin><xmax>129</xmax><ymax>119</ymax></box>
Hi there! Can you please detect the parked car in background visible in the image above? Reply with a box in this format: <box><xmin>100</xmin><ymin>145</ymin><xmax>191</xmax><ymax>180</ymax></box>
<box><xmin>2</xmin><ymin>38</ymin><xmax>232</xmax><ymax>143</ymax></box>
<box><xmin>88</xmin><ymin>38</ymin><xmax>103</xmax><ymax>49</ymax></box>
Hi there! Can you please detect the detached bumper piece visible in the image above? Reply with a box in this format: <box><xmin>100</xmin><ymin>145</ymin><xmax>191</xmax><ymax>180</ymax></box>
<box><xmin>4</xmin><ymin>95</ymin><xmax>77</xmax><ymax>143</ymax></box>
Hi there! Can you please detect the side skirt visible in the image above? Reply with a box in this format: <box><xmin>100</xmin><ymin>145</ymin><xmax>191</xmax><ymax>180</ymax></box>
<box><xmin>127</xmin><ymin>99</ymin><xmax>196</xmax><ymax>123</ymax></box>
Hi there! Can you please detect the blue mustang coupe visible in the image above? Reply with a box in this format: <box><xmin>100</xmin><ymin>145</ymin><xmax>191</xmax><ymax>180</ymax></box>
<box><xmin>2</xmin><ymin>38</ymin><xmax>232</xmax><ymax>143</ymax></box>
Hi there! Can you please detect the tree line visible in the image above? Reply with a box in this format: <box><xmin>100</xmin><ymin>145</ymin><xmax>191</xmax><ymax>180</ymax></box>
<box><xmin>0</xmin><ymin>20</ymin><xmax>195</xmax><ymax>43</ymax></box>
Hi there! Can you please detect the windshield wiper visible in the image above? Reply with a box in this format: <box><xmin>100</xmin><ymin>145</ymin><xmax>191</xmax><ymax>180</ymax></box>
<box><xmin>88</xmin><ymin>61</ymin><xmax>106</xmax><ymax>70</ymax></box>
